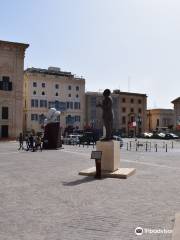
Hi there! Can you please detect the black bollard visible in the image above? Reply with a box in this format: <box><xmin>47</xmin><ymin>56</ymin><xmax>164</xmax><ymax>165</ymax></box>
<box><xmin>95</xmin><ymin>159</ymin><xmax>101</xmax><ymax>179</ymax></box>
<box><xmin>155</xmin><ymin>144</ymin><xmax>157</xmax><ymax>152</ymax></box>
<box><xmin>166</xmin><ymin>144</ymin><xmax>167</xmax><ymax>152</ymax></box>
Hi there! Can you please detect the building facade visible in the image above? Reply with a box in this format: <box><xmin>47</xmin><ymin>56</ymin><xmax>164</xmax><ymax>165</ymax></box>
<box><xmin>0</xmin><ymin>40</ymin><xmax>29</xmax><ymax>138</ymax></box>
<box><xmin>146</xmin><ymin>109</ymin><xmax>174</xmax><ymax>132</ymax></box>
<box><xmin>171</xmin><ymin>97</ymin><xmax>180</xmax><ymax>130</ymax></box>
<box><xmin>85</xmin><ymin>90</ymin><xmax>147</xmax><ymax>136</ymax></box>
<box><xmin>24</xmin><ymin>67</ymin><xmax>85</xmax><ymax>133</ymax></box>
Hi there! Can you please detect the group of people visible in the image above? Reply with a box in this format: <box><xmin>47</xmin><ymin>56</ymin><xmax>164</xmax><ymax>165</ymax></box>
<box><xmin>18</xmin><ymin>133</ymin><xmax>43</xmax><ymax>152</ymax></box>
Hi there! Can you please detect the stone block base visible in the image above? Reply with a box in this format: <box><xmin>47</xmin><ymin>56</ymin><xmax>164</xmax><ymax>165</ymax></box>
<box><xmin>96</xmin><ymin>140</ymin><xmax>120</xmax><ymax>171</ymax></box>
<box><xmin>79</xmin><ymin>167</ymin><xmax>136</xmax><ymax>179</ymax></box>
<box><xmin>172</xmin><ymin>212</ymin><xmax>180</xmax><ymax>240</ymax></box>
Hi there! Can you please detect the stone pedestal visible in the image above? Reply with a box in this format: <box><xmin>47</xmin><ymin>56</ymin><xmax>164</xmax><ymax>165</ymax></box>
<box><xmin>43</xmin><ymin>122</ymin><xmax>62</xmax><ymax>149</ymax></box>
<box><xmin>96</xmin><ymin>140</ymin><xmax>120</xmax><ymax>172</ymax></box>
<box><xmin>79</xmin><ymin>140</ymin><xmax>136</xmax><ymax>179</ymax></box>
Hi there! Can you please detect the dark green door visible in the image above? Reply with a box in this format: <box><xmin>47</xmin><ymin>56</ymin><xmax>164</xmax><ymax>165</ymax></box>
<box><xmin>1</xmin><ymin>125</ymin><xmax>8</xmax><ymax>138</ymax></box>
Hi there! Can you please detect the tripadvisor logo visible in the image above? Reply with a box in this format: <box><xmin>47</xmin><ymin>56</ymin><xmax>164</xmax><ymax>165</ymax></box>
<box><xmin>135</xmin><ymin>227</ymin><xmax>144</xmax><ymax>236</ymax></box>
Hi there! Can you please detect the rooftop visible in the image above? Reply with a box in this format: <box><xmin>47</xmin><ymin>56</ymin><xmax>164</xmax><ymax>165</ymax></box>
<box><xmin>86</xmin><ymin>90</ymin><xmax>147</xmax><ymax>97</ymax></box>
<box><xmin>25</xmin><ymin>67</ymin><xmax>79</xmax><ymax>78</ymax></box>
<box><xmin>171</xmin><ymin>97</ymin><xmax>180</xmax><ymax>103</ymax></box>
<box><xmin>147</xmin><ymin>108</ymin><xmax>174</xmax><ymax>112</ymax></box>
<box><xmin>0</xmin><ymin>40</ymin><xmax>29</xmax><ymax>49</ymax></box>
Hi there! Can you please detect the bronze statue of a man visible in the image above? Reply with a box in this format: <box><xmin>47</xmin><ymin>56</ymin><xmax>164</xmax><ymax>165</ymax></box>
<box><xmin>96</xmin><ymin>89</ymin><xmax>114</xmax><ymax>141</ymax></box>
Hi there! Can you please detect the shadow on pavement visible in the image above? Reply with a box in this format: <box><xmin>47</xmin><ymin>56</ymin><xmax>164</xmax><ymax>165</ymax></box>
<box><xmin>62</xmin><ymin>177</ymin><xmax>100</xmax><ymax>186</ymax></box>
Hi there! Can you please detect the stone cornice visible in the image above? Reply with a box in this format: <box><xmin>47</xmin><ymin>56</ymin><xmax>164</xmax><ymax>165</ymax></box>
<box><xmin>0</xmin><ymin>40</ymin><xmax>29</xmax><ymax>51</ymax></box>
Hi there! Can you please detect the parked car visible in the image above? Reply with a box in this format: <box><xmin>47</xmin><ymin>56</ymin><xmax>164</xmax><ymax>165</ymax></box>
<box><xmin>79</xmin><ymin>132</ymin><xmax>98</xmax><ymax>145</ymax></box>
<box><xmin>165</xmin><ymin>133</ymin><xmax>179</xmax><ymax>139</ymax></box>
<box><xmin>157</xmin><ymin>132</ymin><xmax>166</xmax><ymax>139</ymax></box>
<box><xmin>113</xmin><ymin>135</ymin><xmax>123</xmax><ymax>148</ymax></box>
<box><xmin>143</xmin><ymin>132</ymin><xmax>153</xmax><ymax>138</ymax></box>
<box><xmin>63</xmin><ymin>134</ymin><xmax>82</xmax><ymax>145</ymax></box>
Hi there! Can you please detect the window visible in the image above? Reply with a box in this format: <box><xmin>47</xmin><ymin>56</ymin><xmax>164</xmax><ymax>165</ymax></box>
<box><xmin>76</xmin><ymin>94</ymin><xmax>79</xmax><ymax>98</ymax></box>
<box><xmin>76</xmin><ymin>86</ymin><xmax>79</xmax><ymax>91</ymax></box>
<box><xmin>39</xmin><ymin>114</ymin><xmax>46</xmax><ymax>124</ymax></box>
<box><xmin>42</xmin><ymin>83</ymin><xmax>45</xmax><ymax>88</ymax></box>
<box><xmin>68</xmin><ymin>93</ymin><xmax>71</xmax><ymax>97</ymax></box>
<box><xmin>66</xmin><ymin>115</ymin><xmax>73</xmax><ymax>124</ymax></box>
<box><xmin>131</xmin><ymin>116</ymin><xmax>135</xmax><ymax>122</ymax></box>
<box><xmin>138</xmin><ymin>108</ymin><xmax>142</xmax><ymax>113</ymax></box>
<box><xmin>48</xmin><ymin>101</ymin><xmax>55</xmax><ymax>108</ymax></box>
<box><xmin>33</xmin><ymin>90</ymin><xmax>36</xmax><ymax>95</ymax></box>
<box><xmin>0</xmin><ymin>76</ymin><xmax>12</xmax><ymax>91</ymax></box>
<box><xmin>40</xmin><ymin>100</ymin><xmax>47</xmax><ymax>108</ymax></box>
<box><xmin>75</xmin><ymin>115</ymin><xmax>81</xmax><ymax>122</ymax></box>
<box><xmin>90</xmin><ymin>97</ymin><xmax>96</xmax><ymax>107</ymax></box>
<box><xmin>55</xmin><ymin>84</ymin><xmax>59</xmax><ymax>89</ymax></box>
<box><xmin>55</xmin><ymin>92</ymin><xmax>58</xmax><ymax>96</ymax></box>
<box><xmin>138</xmin><ymin>99</ymin><xmax>142</xmax><ymax>104</ymax></box>
<box><xmin>122</xmin><ymin>98</ymin><xmax>126</xmax><ymax>103</ymax></box>
<box><xmin>74</xmin><ymin>102</ymin><xmax>80</xmax><ymax>109</ymax></box>
<box><xmin>67</xmin><ymin>102</ymin><xmax>73</xmax><ymax>109</ymax></box>
<box><xmin>130</xmin><ymin>98</ymin><xmax>134</xmax><ymax>103</ymax></box>
<box><xmin>31</xmin><ymin>114</ymin><xmax>38</xmax><ymax>121</ymax></box>
<box><xmin>70</xmin><ymin>102</ymin><xmax>73</xmax><ymax>109</ymax></box>
<box><xmin>130</xmin><ymin>108</ymin><xmax>134</xmax><ymax>113</ymax></box>
<box><xmin>122</xmin><ymin>107</ymin><xmax>126</xmax><ymax>113</ymax></box>
<box><xmin>33</xmin><ymin>82</ymin><xmax>37</xmax><ymax>87</ymax></box>
<box><xmin>42</xmin><ymin>91</ymin><xmax>45</xmax><ymax>95</ymax></box>
<box><xmin>2</xmin><ymin>107</ymin><xmax>8</xmax><ymax>119</ymax></box>
<box><xmin>122</xmin><ymin>116</ymin><xmax>126</xmax><ymax>124</ymax></box>
<box><xmin>68</xmin><ymin>85</ymin><xmax>71</xmax><ymax>90</ymax></box>
<box><xmin>31</xmin><ymin>99</ymin><xmax>38</xmax><ymax>108</ymax></box>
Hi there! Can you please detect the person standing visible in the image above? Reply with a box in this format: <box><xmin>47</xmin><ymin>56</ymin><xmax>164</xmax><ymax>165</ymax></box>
<box><xmin>18</xmin><ymin>133</ymin><xmax>24</xmax><ymax>150</ymax></box>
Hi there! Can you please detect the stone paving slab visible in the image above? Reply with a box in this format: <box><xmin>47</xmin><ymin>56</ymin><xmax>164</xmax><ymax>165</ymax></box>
<box><xmin>0</xmin><ymin>141</ymin><xmax>180</xmax><ymax>239</ymax></box>
<box><xmin>79</xmin><ymin>167</ymin><xmax>136</xmax><ymax>179</ymax></box>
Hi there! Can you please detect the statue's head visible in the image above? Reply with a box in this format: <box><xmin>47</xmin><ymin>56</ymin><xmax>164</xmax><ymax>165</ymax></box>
<box><xmin>103</xmin><ymin>89</ymin><xmax>111</xmax><ymax>97</ymax></box>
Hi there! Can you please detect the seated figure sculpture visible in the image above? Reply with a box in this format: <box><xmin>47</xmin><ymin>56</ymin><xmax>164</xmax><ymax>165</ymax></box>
<box><xmin>44</xmin><ymin>108</ymin><xmax>61</xmax><ymax>125</ymax></box>
<box><xmin>96</xmin><ymin>89</ymin><xmax>114</xmax><ymax>141</ymax></box>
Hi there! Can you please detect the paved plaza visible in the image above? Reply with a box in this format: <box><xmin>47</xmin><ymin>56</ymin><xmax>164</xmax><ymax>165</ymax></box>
<box><xmin>0</xmin><ymin>140</ymin><xmax>180</xmax><ymax>240</ymax></box>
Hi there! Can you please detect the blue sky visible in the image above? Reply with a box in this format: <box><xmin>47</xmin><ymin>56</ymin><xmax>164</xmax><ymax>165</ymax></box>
<box><xmin>1</xmin><ymin>0</ymin><xmax>180</xmax><ymax>108</ymax></box>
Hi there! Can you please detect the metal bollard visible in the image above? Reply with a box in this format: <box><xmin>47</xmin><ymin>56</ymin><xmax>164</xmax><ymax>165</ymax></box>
<box><xmin>172</xmin><ymin>141</ymin><xmax>174</xmax><ymax>149</ymax></box>
<box><xmin>166</xmin><ymin>144</ymin><xmax>167</xmax><ymax>152</ymax></box>
<box><xmin>136</xmin><ymin>143</ymin><xmax>138</xmax><ymax>151</ymax></box>
<box><xmin>127</xmin><ymin>142</ymin><xmax>129</xmax><ymax>151</ymax></box>
<box><xmin>155</xmin><ymin>144</ymin><xmax>157</xmax><ymax>152</ymax></box>
<box><xmin>130</xmin><ymin>141</ymin><xmax>132</xmax><ymax>150</ymax></box>
<box><xmin>95</xmin><ymin>159</ymin><xmax>101</xmax><ymax>179</ymax></box>
<box><xmin>146</xmin><ymin>142</ymin><xmax>148</xmax><ymax>152</ymax></box>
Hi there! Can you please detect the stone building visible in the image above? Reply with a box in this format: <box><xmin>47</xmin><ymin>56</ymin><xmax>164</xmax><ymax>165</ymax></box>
<box><xmin>24</xmin><ymin>67</ymin><xmax>85</xmax><ymax>133</ymax></box>
<box><xmin>0</xmin><ymin>40</ymin><xmax>29</xmax><ymax>139</ymax></box>
<box><xmin>146</xmin><ymin>109</ymin><xmax>174</xmax><ymax>132</ymax></box>
<box><xmin>85</xmin><ymin>90</ymin><xmax>147</xmax><ymax>136</ymax></box>
<box><xmin>171</xmin><ymin>97</ymin><xmax>180</xmax><ymax>130</ymax></box>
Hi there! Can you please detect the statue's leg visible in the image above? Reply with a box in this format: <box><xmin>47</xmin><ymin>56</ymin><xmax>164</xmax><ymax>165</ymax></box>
<box><xmin>104</xmin><ymin>120</ymin><xmax>111</xmax><ymax>139</ymax></box>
